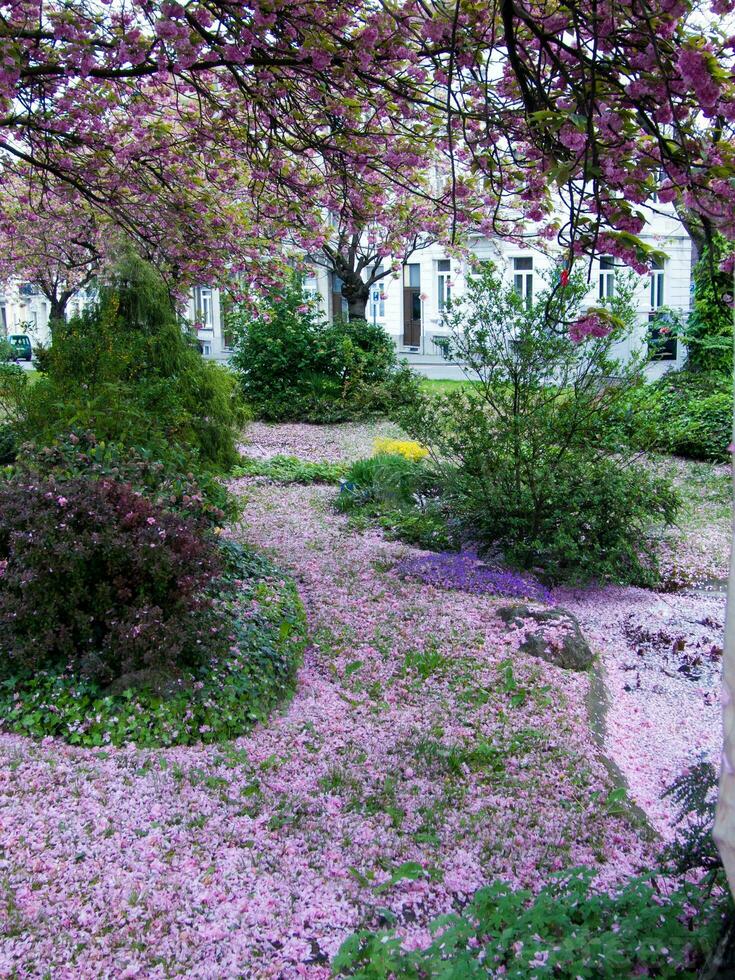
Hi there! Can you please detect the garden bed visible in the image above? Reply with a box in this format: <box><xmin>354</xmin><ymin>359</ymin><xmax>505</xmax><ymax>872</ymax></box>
<box><xmin>0</xmin><ymin>421</ymin><xmax>728</xmax><ymax>977</ymax></box>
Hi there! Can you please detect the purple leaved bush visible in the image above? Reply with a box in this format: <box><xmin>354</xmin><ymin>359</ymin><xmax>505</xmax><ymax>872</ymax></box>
<box><xmin>395</xmin><ymin>547</ymin><xmax>554</xmax><ymax>604</ymax></box>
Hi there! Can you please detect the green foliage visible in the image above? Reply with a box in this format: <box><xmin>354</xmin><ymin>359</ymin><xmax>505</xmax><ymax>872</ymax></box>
<box><xmin>0</xmin><ymin>362</ymin><xmax>28</xmax><ymax>422</ymax></box>
<box><xmin>684</xmin><ymin>234</ymin><xmax>733</xmax><ymax>375</ymax></box>
<box><xmin>336</xmin><ymin>453</ymin><xmax>457</xmax><ymax>551</ymax></box>
<box><xmin>661</xmin><ymin>760</ymin><xmax>722</xmax><ymax>875</ymax></box>
<box><xmin>0</xmin><ymin>338</ymin><xmax>17</xmax><ymax>362</ymax></box>
<box><xmin>0</xmin><ymin>424</ymin><xmax>16</xmax><ymax>464</ymax></box>
<box><xmin>228</xmin><ymin>273</ymin><xmax>419</xmax><ymax>422</ymax></box>
<box><xmin>0</xmin><ymin>541</ymin><xmax>307</xmax><ymax>747</ymax></box>
<box><xmin>337</xmin><ymin>453</ymin><xmax>427</xmax><ymax>511</ymax></box>
<box><xmin>232</xmin><ymin>454</ymin><xmax>348</xmax><ymax>484</ymax></box>
<box><xmin>333</xmin><ymin>869</ymin><xmax>728</xmax><ymax>978</ymax></box>
<box><xmin>13</xmin><ymin>430</ymin><xmax>238</xmax><ymax>526</ymax></box>
<box><xmin>19</xmin><ymin>254</ymin><xmax>246</xmax><ymax>469</ymax></box>
<box><xmin>613</xmin><ymin>371</ymin><xmax>733</xmax><ymax>462</ymax></box>
<box><xmin>393</xmin><ymin>264</ymin><xmax>679</xmax><ymax>585</ymax></box>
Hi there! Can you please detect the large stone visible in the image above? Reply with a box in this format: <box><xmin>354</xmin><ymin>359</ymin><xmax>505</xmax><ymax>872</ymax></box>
<box><xmin>498</xmin><ymin>603</ymin><xmax>595</xmax><ymax>671</ymax></box>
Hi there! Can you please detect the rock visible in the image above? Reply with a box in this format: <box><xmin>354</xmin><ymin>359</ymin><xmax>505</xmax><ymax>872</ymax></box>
<box><xmin>497</xmin><ymin>603</ymin><xmax>595</xmax><ymax>671</ymax></box>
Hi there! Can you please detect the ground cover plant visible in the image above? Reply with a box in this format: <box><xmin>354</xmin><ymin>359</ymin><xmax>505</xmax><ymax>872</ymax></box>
<box><xmin>393</xmin><ymin>264</ymin><xmax>680</xmax><ymax>586</ymax></box>
<box><xmin>231</xmin><ymin>454</ymin><xmax>348</xmax><ymax>484</ymax></box>
<box><xmin>0</xmin><ymin>529</ymin><xmax>306</xmax><ymax>747</ymax></box>
<box><xmin>228</xmin><ymin>273</ymin><xmax>419</xmax><ymax>423</ymax></box>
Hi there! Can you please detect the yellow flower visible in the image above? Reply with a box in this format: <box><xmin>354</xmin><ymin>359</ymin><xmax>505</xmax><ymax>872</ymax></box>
<box><xmin>373</xmin><ymin>438</ymin><xmax>428</xmax><ymax>462</ymax></box>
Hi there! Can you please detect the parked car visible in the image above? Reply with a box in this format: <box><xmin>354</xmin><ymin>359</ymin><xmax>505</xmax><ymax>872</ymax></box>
<box><xmin>8</xmin><ymin>334</ymin><xmax>32</xmax><ymax>361</ymax></box>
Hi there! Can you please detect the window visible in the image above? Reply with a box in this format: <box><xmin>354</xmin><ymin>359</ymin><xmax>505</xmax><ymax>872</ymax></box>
<box><xmin>512</xmin><ymin>257</ymin><xmax>533</xmax><ymax>306</ymax></box>
<box><xmin>370</xmin><ymin>266</ymin><xmax>386</xmax><ymax>321</ymax></box>
<box><xmin>649</xmin><ymin>258</ymin><xmax>665</xmax><ymax>309</ymax></box>
<box><xmin>437</xmin><ymin>259</ymin><xmax>452</xmax><ymax>311</ymax></box>
<box><xmin>330</xmin><ymin>273</ymin><xmax>348</xmax><ymax>322</ymax></box>
<box><xmin>200</xmin><ymin>342</ymin><xmax>212</xmax><ymax>356</ymax></box>
<box><xmin>598</xmin><ymin>256</ymin><xmax>615</xmax><ymax>299</ymax></box>
<box><xmin>194</xmin><ymin>286</ymin><xmax>214</xmax><ymax>328</ymax></box>
<box><xmin>402</xmin><ymin>263</ymin><xmax>421</xmax><ymax>346</ymax></box>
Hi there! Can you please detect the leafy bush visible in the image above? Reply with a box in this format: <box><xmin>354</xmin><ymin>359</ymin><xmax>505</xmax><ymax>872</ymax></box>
<box><xmin>0</xmin><ymin>474</ymin><xmax>223</xmax><ymax>687</ymax></box>
<box><xmin>231</xmin><ymin>454</ymin><xmax>348</xmax><ymax>484</ymax></box>
<box><xmin>228</xmin><ymin>273</ymin><xmax>419</xmax><ymax>422</ymax></box>
<box><xmin>683</xmin><ymin>233</ymin><xmax>733</xmax><ymax>375</ymax></box>
<box><xmin>611</xmin><ymin>371</ymin><xmax>733</xmax><ymax>462</ymax></box>
<box><xmin>393</xmin><ymin>264</ymin><xmax>680</xmax><ymax>585</ymax></box>
<box><xmin>0</xmin><ymin>540</ymin><xmax>307</xmax><ymax>747</ymax></box>
<box><xmin>336</xmin><ymin>453</ymin><xmax>457</xmax><ymax>551</ymax></box>
<box><xmin>0</xmin><ymin>338</ymin><xmax>17</xmax><ymax>362</ymax></box>
<box><xmin>653</xmin><ymin>372</ymin><xmax>732</xmax><ymax>462</ymax></box>
<box><xmin>337</xmin><ymin>453</ymin><xmax>428</xmax><ymax>511</ymax></box>
<box><xmin>13</xmin><ymin>430</ymin><xmax>238</xmax><ymax>526</ymax></box>
<box><xmin>19</xmin><ymin>254</ymin><xmax>246</xmax><ymax>469</ymax></box>
<box><xmin>333</xmin><ymin>868</ymin><xmax>727</xmax><ymax>978</ymax></box>
<box><xmin>0</xmin><ymin>424</ymin><xmax>16</xmax><ymax>464</ymax></box>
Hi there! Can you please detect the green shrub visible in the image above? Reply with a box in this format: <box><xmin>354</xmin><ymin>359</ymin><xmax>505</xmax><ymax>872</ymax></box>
<box><xmin>393</xmin><ymin>264</ymin><xmax>679</xmax><ymax>585</ymax></box>
<box><xmin>611</xmin><ymin>371</ymin><xmax>733</xmax><ymax>462</ymax></box>
<box><xmin>0</xmin><ymin>474</ymin><xmax>225</xmax><ymax>686</ymax></box>
<box><xmin>684</xmin><ymin>233</ymin><xmax>733</xmax><ymax>375</ymax></box>
<box><xmin>13</xmin><ymin>430</ymin><xmax>238</xmax><ymax>526</ymax></box>
<box><xmin>0</xmin><ymin>424</ymin><xmax>16</xmax><ymax>464</ymax></box>
<box><xmin>653</xmin><ymin>371</ymin><xmax>732</xmax><ymax>462</ymax></box>
<box><xmin>337</xmin><ymin>453</ymin><xmax>428</xmax><ymax>512</ymax></box>
<box><xmin>0</xmin><ymin>540</ymin><xmax>307</xmax><ymax>747</ymax></box>
<box><xmin>20</xmin><ymin>254</ymin><xmax>246</xmax><ymax>469</ymax></box>
<box><xmin>228</xmin><ymin>273</ymin><xmax>418</xmax><ymax>422</ymax></box>
<box><xmin>0</xmin><ymin>338</ymin><xmax>16</xmax><ymax>362</ymax></box>
<box><xmin>333</xmin><ymin>868</ymin><xmax>727</xmax><ymax>978</ymax></box>
<box><xmin>232</xmin><ymin>454</ymin><xmax>348</xmax><ymax>484</ymax></box>
<box><xmin>336</xmin><ymin>453</ymin><xmax>458</xmax><ymax>551</ymax></box>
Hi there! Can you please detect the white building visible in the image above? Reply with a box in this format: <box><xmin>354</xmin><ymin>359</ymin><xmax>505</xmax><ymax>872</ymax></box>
<box><xmin>0</xmin><ymin>282</ymin><xmax>54</xmax><ymax>345</ymax></box>
<box><xmin>1</xmin><ymin>208</ymin><xmax>692</xmax><ymax>379</ymax></box>
<box><xmin>197</xmin><ymin>208</ymin><xmax>693</xmax><ymax>379</ymax></box>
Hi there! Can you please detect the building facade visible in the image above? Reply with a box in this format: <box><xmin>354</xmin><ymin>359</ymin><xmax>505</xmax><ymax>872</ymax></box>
<box><xmin>0</xmin><ymin>208</ymin><xmax>692</xmax><ymax>379</ymax></box>
<box><xmin>194</xmin><ymin>208</ymin><xmax>694</xmax><ymax>379</ymax></box>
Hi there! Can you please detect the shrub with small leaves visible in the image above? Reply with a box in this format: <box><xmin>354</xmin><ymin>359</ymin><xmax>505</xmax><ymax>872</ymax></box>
<box><xmin>334</xmin><ymin>868</ymin><xmax>728</xmax><ymax>978</ymax></box>
<box><xmin>0</xmin><ymin>540</ymin><xmax>307</xmax><ymax>747</ymax></box>
<box><xmin>13</xmin><ymin>430</ymin><xmax>238</xmax><ymax>527</ymax></box>
<box><xmin>0</xmin><ymin>474</ymin><xmax>223</xmax><ymax>686</ymax></box>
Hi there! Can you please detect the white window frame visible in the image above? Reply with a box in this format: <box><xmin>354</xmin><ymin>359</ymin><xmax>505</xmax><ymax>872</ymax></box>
<box><xmin>599</xmin><ymin>256</ymin><xmax>615</xmax><ymax>300</ymax></box>
<box><xmin>370</xmin><ymin>266</ymin><xmax>386</xmax><ymax>320</ymax></box>
<box><xmin>512</xmin><ymin>256</ymin><xmax>534</xmax><ymax>307</ymax></box>
<box><xmin>650</xmin><ymin>259</ymin><xmax>665</xmax><ymax>309</ymax></box>
<box><xmin>437</xmin><ymin>259</ymin><xmax>452</xmax><ymax>312</ymax></box>
<box><xmin>194</xmin><ymin>286</ymin><xmax>214</xmax><ymax>328</ymax></box>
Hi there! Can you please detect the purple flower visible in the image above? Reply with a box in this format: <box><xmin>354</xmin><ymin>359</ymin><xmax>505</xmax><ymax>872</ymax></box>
<box><xmin>395</xmin><ymin>547</ymin><xmax>553</xmax><ymax>603</ymax></box>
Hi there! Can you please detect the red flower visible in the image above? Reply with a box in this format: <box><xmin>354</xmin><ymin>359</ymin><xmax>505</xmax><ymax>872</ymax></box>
<box><xmin>560</xmin><ymin>268</ymin><xmax>569</xmax><ymax>287</ymax></box>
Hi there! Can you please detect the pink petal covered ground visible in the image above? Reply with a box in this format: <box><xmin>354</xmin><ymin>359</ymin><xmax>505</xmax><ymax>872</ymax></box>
<box><xmin>0</xmin><ymin>422</ymin><xmax>726</xmax><ymax>977</ymax></box>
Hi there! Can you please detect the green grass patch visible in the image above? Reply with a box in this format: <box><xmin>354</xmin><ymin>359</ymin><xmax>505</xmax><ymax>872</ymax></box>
<box><xmin>232</xmin><ymin>454</ymin><xmax>348</xmax><ymax>484</ymax></box>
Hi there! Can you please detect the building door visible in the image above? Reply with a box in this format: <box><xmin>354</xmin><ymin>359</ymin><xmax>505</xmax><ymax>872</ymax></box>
<box><xmin>403</xmin><ymin>263</ymin><xmax>421</xmax><ymax>346</ymax></box>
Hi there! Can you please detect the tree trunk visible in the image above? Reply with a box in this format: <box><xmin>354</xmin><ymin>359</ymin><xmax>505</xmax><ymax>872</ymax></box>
<box><xmin>338</xmin><ymin>276</ymin><xmax>370</xmax><ymax>321</ymax></box>
<box><xmin>49</xmin><ymin>298</ymin><xmax>67</xmax><ymax>324</ymax></box>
